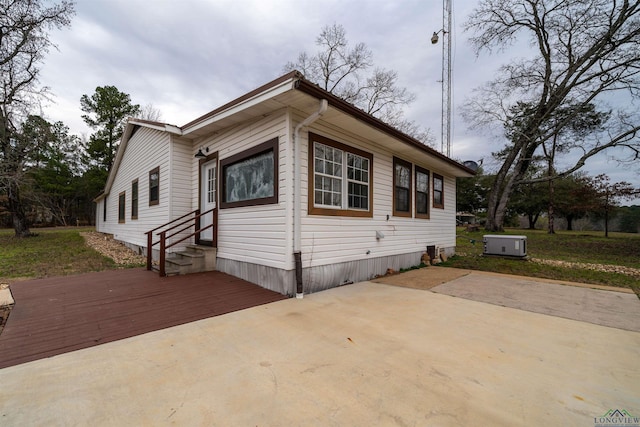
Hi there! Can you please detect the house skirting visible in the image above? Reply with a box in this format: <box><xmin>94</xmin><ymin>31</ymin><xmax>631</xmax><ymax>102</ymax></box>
<box><xmin>217</xmin><ymin>249</ymin><xmax>453</xmax><ymax>296</ymax></box>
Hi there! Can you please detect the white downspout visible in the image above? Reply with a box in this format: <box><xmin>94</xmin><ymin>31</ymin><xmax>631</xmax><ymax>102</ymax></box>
<box><xmin>293</xmin><ymin>99</ymin><xmax>328</xmax><ymax>299</ymax></box>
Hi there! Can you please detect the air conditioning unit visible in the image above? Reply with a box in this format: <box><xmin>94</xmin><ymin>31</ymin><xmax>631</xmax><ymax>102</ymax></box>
<box><xmin>483</xmin><ymin>235</ymin><xmax>527</xmax><ymax>258</ymax></box>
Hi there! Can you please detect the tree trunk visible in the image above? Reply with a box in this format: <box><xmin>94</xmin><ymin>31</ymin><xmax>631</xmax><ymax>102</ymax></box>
<box><xmin>547</xmin><ymin>173</ymin><xmax>555</xmax><ymax>234</ymax></box>
<box><xmin>485</xmin><ymin>137</ymin><xmax>525</xmax><ymax>231</ymax></box>
<box><xmin>485</xmin><ymin>131</ymin><xmax>538</xmax><ymax>231</ymax></box>
<box><xmin>527</xmin><ymin>213</ymin><xmax>540</xmax><ymax>229</ymax></box>
<box><xmin>486</xmin><ymin>177</ymin><xmax>507</xmax><ymax>231</ymax></box>
<box><xmin>567</xmin><ymin>216</ymin><xmax>574</xmax><ymax>231</ymax></box>
<box><xmin>486</xmin><ymin>167</ymin><xmax>513</xmax><ymax>232</ymax></box>
<box><xmin>8</xmin><ymin>181</ymin><xmax>31</xmax><ymax>237</ymax></box>
<box><xmin>604</xmin><ymin>191</ymin><xmax>610</xmax><ymax>238</ymax></box>
<box><xmin>532</xmin><ymin>212</ymin><xmax>539</xmax><ymax>228</ymax></box>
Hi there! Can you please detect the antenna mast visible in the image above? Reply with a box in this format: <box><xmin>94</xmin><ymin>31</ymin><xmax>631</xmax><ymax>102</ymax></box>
<box><xmin>441</xmin><ymin>0</ymin><xmax>452</xmax><ymax>157</ymax></box>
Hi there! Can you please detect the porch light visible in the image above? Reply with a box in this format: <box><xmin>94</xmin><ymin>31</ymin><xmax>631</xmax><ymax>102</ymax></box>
<box><xmin>195</xmin><ymin>147</ymin><xmax>208</xmax><ymax>158</ymax></box>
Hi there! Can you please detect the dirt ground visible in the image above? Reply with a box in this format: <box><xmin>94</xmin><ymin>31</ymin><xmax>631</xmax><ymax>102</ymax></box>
<box><xmin>372</xmin><ymin>266</ymin><xmax>471</xmax><ymax>290</ymax></box>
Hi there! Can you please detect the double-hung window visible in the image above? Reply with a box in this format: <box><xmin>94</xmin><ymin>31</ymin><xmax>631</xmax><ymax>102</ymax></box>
<box><xmin>309</xmin><ymin>133</ymin><xmax>372</xmax><ymax>217</ymax></box>
<box><xmin>433</xmin><ymin>173</ymin><xmax>444</xmax><ymax>209</ymax></box>
<box><xmin>415</xmin><ymin>167</ymin><xmax>430</xmax><ymax>218</ymax></box>
<box><xmin>347</xmin><ymin>152</ymin><xmax>369</xmax><ymax>210</ymax></box>
<box><xmin>149</xmin><ymin>167</ymin><xmax>159</xmax><ymax>206</ymax></box>
<box><xmin>393</xmin><ymin>157</ymin><xmax>412</xmax><ymax>217</ymax></box>
<box><xmin>118</xmin><ymin>191</ymin><xmax>126</xmax><ymax>223</ymax></box>
<box><xmin>394</xmin><ymin>159</ymin><xmax>437</xmax><ymax>219</ymax></box>
<box><xmin>131</xmin><ymin>179</ymin><xmax>139</xmax><ymax>219</ymax></box>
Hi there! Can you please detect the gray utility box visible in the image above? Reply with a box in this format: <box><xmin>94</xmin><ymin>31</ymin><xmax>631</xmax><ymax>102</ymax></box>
<box><xmin>483</xmin><ymin>235</ymin><xmax>527</xmax><ymax>257</ymax></box>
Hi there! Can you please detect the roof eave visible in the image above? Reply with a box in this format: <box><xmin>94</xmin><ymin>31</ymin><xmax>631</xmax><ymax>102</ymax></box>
<box><xmin>181</xmin><ymin>71</ymin><xmax>302</xmax><ymax>136</ymax></box>
<box><xmin>294</xmin><ymin>78</ymin><xmax>475</xmax><ymax>177</ymax></box>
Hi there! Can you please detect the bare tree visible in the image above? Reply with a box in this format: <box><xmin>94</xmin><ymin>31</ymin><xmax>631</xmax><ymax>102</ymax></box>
<box><xmin>139</xmin><ymin>103</ymin><xmax>162</xmax><ymax>122</ymax></box>
<box><xmin>0</xmin><ymin>0</ymin><xmax>75</xmax><ymax>237</ymax></box>
<box><xmin>463</xmin><ymin>0</ymin><xmax>640</xmax><ymax>231</ymax></box>
<box><xmin>284</xmin><ymin>23</ymin><xmax>433</xmax><ymax>145</ymax></box>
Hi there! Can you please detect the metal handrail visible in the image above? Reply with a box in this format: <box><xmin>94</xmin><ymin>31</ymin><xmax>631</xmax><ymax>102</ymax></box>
<box><xmin>165</xmin><ymin>223</ymin><xmax>215</xmax><ymax>251</ymax></box>
<box><xmin>146</xmin><ymin>208</ymin><xmax>217</xmax><ymax>275</ymax></box>
<box><xmin>145</xmin><ymin>209</ymin><xmax>198</xmax><ymax>235</ymax></box>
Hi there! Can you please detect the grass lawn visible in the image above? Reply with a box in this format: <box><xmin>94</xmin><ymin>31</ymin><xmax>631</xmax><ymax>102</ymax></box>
<box><xmin>1</xmin><ymin>226</ymin><xmax>638</xmax><ymax>289</ymax></box>
<box><xmin>0</xmin><ymin>227</ymin><xmax>116</xmax><ymax>280</ymax></box>
<box><xmin>444</xmin><ymin>228</ymin><xmax>640</xmax><ymax>288</ymax></box>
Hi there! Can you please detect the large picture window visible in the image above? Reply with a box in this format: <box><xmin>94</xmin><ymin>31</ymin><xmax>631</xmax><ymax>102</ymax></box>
<box><xmin>149</xmin><ymin>167</ymin><xmax>159</xmax><ymax>206</ymax></box>
<box><xmin>393</xmin><ymin>157</ymin><xmax>412</xmax><ymax>217</ymax></box>
<box><xmin>309</xmin><ymin>133</ymin><xmax>373</xmax><ymax>217</ymax></box>
<box><xmin>433</xmin><ymin>173</ymin><xmax>444</xmax><ymax>209</ymax></box>
<box><xmin>220</xmin><ymin>138</ymin><xmax>278</xmax><ymax>208</ymax></box>
<box><xmin>415</xmin><ymin>167</ymin><xmax>430</xmax><ymax>218</ymax></box>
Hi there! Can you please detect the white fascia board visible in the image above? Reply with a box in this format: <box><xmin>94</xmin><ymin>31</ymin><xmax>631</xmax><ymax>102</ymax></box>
<box><xmin>127</xmin><ymin>119</ymin><xmax>183</xmax><ymax>135</ymax></box>
<box><xmin>181</xmin><ymin>79</ymin><xmax>296</xmax><ymax>136</ymax></box>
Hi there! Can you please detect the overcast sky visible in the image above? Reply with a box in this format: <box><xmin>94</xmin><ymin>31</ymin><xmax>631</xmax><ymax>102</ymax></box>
<box><xmin>38</xmin><ymin>0</ymin><xmax>639</xmax><ymax>203</ymax></box>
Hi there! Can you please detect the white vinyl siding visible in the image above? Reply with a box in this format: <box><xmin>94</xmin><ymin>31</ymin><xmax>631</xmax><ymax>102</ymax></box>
<box><xmin>191</xmin><ymin>112</ymin><xmax>290</xmax><ymax>269</ymax></box>
<box><xmin>99</xmin><ymin>127</ymin><xmax>174</xmax><ymax>248</ymax></box>
<box><xmin>170</xmin><ymin>139</ymin><xmax>193</xmax><ymax>219</ymax></box>
<box><xmin>299</xmin><ymin>121</ymin><xmax>457</xmax><ymax>269</ymax></box>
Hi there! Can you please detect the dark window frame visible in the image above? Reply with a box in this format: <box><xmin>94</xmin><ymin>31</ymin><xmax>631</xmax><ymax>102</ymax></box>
<box><xmin>415</xmin><ymin>166</ymin><xmax>430</xmax><ymax>219</ymax></box>
<box><xmin>219</xmin><ymin>138</ymin><xmax>279</xmax><ymax>209</ymax></box>
<box><xmin>103</xmin><ymin>196</ymin><xmax>107</xmax><ymax>222</ymax></box>
<box><xmin>131</xmin><ymin>179</ymin><xmax>139</xmax><ymax>220</ymax></box>
<box><xmin>433</xmin><ymin>173</ymin><xmax>444</xmax><ymax>209</ymax></box>
<box><xmin>118</xmin><ymin>191</ymin><xmax>126</xmax><ymax>223</ymax></box>
<box><xmin>149</xmin><ymin>166</ymin><xmax>160</xmax><ymax>206</ymax></box>
<box><xmin>308</xmin><ymin>132</ymin><xmax>373</xmax><ymax>218</ymax></box>
<box><xmin>393</xmin><ymin>157</ymin><xmax>412</xmax><ymax>217</ymax></box>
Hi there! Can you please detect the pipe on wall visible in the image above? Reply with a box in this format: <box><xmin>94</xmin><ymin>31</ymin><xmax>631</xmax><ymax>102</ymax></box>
<box><xmin>292</xmin><ymin>99</ymin><xmax>328</xmax><ymax>299</ymax></box>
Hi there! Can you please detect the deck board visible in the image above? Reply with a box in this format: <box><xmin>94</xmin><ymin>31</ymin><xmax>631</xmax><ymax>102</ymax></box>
<box><xmin>0</xmin><ymin>269</ymin><xmax>287</xmax><ymax>368</ymax></box>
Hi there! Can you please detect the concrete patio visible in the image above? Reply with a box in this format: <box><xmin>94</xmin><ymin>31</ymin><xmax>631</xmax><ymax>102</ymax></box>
<box><xmin>0</xmin><ymin>272</ymin><xmax>638</xmax><ymax>426</ymax></box>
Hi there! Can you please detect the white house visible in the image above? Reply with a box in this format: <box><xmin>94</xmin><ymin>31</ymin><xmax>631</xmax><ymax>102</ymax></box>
<box><xmin>95</xmin><ymin>71</ymin><xmax>475</xmax><ymax>296</ymax></box>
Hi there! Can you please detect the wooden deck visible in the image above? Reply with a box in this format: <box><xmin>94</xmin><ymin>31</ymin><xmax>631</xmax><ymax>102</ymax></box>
<box><xmin>0</xmin><ymin>269</ymin><xmax>287</xmax><ymax>369</ymax></box>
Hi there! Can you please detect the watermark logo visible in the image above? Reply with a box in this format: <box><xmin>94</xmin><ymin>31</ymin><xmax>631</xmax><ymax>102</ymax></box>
<box><xmin>594</xmin><ymin>409</ymin><xmax>640</xmax><ymax>427</ymax></box>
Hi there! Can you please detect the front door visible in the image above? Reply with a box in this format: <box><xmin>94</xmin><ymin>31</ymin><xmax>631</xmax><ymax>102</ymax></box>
<box><xmin>200</xmin><ymin>160</ymin><xmax>217</xmax><ymax>243</ymax></box>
